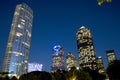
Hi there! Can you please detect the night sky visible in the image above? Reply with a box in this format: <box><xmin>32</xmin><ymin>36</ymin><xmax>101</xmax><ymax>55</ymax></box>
<box><xmin>0</xmin><ymin>0</ymin><xmax>120</xmax><ymax>72</ymax></box>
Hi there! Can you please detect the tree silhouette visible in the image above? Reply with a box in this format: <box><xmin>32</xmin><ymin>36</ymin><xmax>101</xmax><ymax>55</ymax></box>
<box><xmin>19</xmin><ymin>71</ymin><xmax>52</xmax><ymax>80</ymax></box>
<box><xmin>19</xmin><ymin>74</ymin><xmax>28</xmax><ymax>80</ymax></box>
<box><xmin>106</xmin><ymin>60</ymin><xmax>120</xmax><ymax>80</ymax></box>
<box><xmin>10</xmin><ymin>76</ymin><xmax>18</xmax><ymax>80</ymax></box>
<box><xmin>2</xmin><ymin>76</ymin><xmax>10</xmax><ymax>80</ymax></box>
<box><xmin>66</xmin><ymin>67</ymin><xmax>92</xmax><ymax>80</ymax></box>
<box><xmin>52</xmin><ymin>69</ymin><xmax>66</xmax><ymax>80</ymax></box>
<box><xmin>83</xmin><ymin>67</ymin><xmax>106</xmax><ymax>80</ymax></box>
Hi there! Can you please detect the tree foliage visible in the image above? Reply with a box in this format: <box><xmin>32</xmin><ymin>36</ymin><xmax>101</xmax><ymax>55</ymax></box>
<box><xmin>106</xmin><ymin>60</ymin><xmax>120</xmax><ymax>80</ymax></box>
<box><xmin>83</xmin><ymin>67</ymin><xmax>106</xmax><ymax>80</ymax></box>
<box><xmin>52</xmin><ymin>69</ymin><xmax>67</xmax><ymax>80</ymax></box>
<box><xmin>19</xmin><ymin>71</ymin><xmax>52</xmax><ymax>80</ymax></box>
<box><xmin>10</xmin><ymin>76</ymin><xmax>18</xmax><ymax>80</ymax></box>
<box><xmin>2</xmin><ymin>76</ymin><xmax>10</xmax><ymax>80</ymax></box>
<box><xmin>66</xmin><ymin>67</ymin><xmax>92</xmax><ymax>80</ymax></box>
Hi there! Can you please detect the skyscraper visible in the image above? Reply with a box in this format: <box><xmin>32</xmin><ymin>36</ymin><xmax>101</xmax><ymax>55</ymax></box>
<box><xmin>2</xmin><ymin>3</ymin><xmax>33</xmax><ymax>77</ymax></box>
<box><xmin>52</xmin><ymin>45</ymin><xmax>65</xmax><ymax>72</ymax></box>
<box><xmin>76</xmin><ymin>26</ymin><xmax>97</xmax><ymax>70</ymax></box>
<box><xmin>66</xmin><ymin>52</ymin><xmax>78</xmax><ymax>70</ymax></box>
<box><xmin>106</xmin><ymin>50</ymin><xmax>116</xmax><ymax>65</ymax></box>
<box><xmin>96</xmin><ymin>56</ymin><xmax>105</xmax><ymax>74</ymax></box>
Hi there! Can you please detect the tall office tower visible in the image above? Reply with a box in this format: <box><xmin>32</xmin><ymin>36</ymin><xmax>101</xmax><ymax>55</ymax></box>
<box><xmin>106</xmin><ymin>50</ymin><xmax>116</xmax><ymax>64</ymax></box>
<box><xmin>52</xmin><ymin>45</ymin><xmax>65</xmax><ymax>72</ymax></box>
<box><xmin>66</xmin><ymin>52</ymin><xmax>78</xmax><ymax>70</ymax></box>
<box><xmin>76</xmin><ymin>26</ymin><xmax>97</xmax><ymax>70</ymax></box>
<box><xmin>96</xmin><ymin>56</ymin><xmax>105</xmax><ymax>74</ymax></box>
<box><xmin>2</xmin><ymin>3</ymin><xmax>33</xmax><ymax>77</ymax></box>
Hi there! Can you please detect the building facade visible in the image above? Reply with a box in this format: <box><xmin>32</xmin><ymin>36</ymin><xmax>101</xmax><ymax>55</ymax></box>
<box><xmin>66</xmin><ymin>52</ymin><xmax>78</xmax><ymax>70</ymax></box>
<box><xmin>28</xmin><ymin>63</ymin><xmax>43</xmax><ymax>72</ymax></box>
<box><xmin>2</xmin><ymin>3</ymin><xmax>33</xmax><ymax>77</ymax></box>
<box><xmin>106</xmin><ymin>50</ymin><xmax>116</xmax><ymax>65</ymax></box>
<box><xmin>76</xmin><ymin>26</ymin><xmax>97</xmax><ymax>70</ymax></box>
<box><xmin>52</xmin><ymin>45</ymin><xmax>65</xmax><ymax>72</ymax></box>
<box><xmin>96</xmin><ymin>56</ymin><xmax>105</xmax><ymax>74</ymax></box>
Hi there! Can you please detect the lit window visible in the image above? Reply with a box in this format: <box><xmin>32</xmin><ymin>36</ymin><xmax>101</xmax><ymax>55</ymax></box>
<box><xmin>8</xmin><ymin>43</ymin><xmax>12</xmax><ymax>47</ymax></box>
<box><xmin>21</xmin><ymin>22</ymin><xmax>25</xmax><ymax>25</ymax></box>
<box><xmin>18</xmin><ymin>24</ymin><xmax>23</xmax><ymax>29</ymax></box>
<box><xmin>24</xmin><ymin>60</ymin><xmax>28</xmax><ymax>63</ymax></box>
<box><xmin>21</xmin><ymin>19</ymin><xmax>25</xmax><ymax>22</ymax></box>
<box><xmin>22</xmin><ymin>42</ymin><xmax>30</xmax><ymax>47</ymax></box>
<box><xmin>16</xmin><ymin>32</ymin><xmax>23</xmax><ymax>37</ymax></box>
<box><xmin>21</xmin><ymin>8</ymin><xmax>24</xmax><ymax>10</ymax></box>
<box><xmin>26</xmin><ymin>30</ymin><xmax>31</xmax><ymax>37</ymax></box>
<box><xmin>12</xmin><ymin>51</ymin><xmax>23</xmax><ymax>56</ymax></box>
<box><xmin>14</xmin><ymin>12</ymin><xmax>19</xmax><ymax>15</ymax></box>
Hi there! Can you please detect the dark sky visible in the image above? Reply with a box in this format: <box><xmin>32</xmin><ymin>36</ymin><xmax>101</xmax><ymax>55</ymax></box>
<box><xmin>0</xmin><ymin>0</ymin><xmax>120</xmax><ymax>72</ymax></box>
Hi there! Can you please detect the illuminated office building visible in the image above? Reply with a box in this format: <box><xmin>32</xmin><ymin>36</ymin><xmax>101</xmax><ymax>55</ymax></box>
<box><xmin>66</xmin><ymin>52</ymin><xmax>78</xmax><ymax>70</ymax></box>
<box><xmin>28</xmin><ymin>63</ymin><xmax>43</xmax><ymax>72</ymax></box>
<box><xmin>106</xmin><ymin>50</ymin><xmax>116</xmax><ymax>64</ymax></box>
<box><xmin>2</xmin><ymin>3</ymin><xmax>33</xmax><ymax>77</ymax></box>
<box><xmin>76</xmin><ymin>26</ymin><xmax>97</xmax><ymax>70</ymax></box>
<box><xmin>96</xmin><ymin>56</ymin><xmax>105</xmax><ymax>74</ymax></box>
<box><xmin>52</xmin><ymin>45</ymin><xmax>65</xmax><ymax>72</ymax></box>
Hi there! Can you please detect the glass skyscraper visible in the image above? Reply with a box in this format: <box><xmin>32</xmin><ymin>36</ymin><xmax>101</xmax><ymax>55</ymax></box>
<box><xmin>76</xmin><ymin>26</ymin><xmax>97</xmax><ymax>70</ymax></box>
<box><xmin>2</xmin><ymin>3</ymin><xmax>33</xmax><ymax>77</ymax></box>
<box><xmin>52</xmin><ymin>45</ymin><xmax>65</xmax><ymax>72</ymax></box>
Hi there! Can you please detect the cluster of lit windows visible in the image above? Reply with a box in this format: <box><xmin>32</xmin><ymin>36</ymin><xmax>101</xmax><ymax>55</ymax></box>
<box><xmin>52</xmin><ymin>45</ymin><xmax>65</xmax><ymax>72</ymax></box>
<box><xmin>107</xmin><ymin>52</ymin><xmax>114</xmax><ymax>56</ymax></box>
<box><xmin>12</xmin><ymin>62</ymin><xmax>22</xmax><ymax>66</ymax></box>
<box><xmin>52</xmin><ymin>56</ymin><xmax>64</xmax><ymax>66</ymax></box>
<box><xmin>26</xmin><ymin>30</ymin><xmax>31</xmax><ymax>37</ymax></box>
<box><xmin>66</xmin><ymin>53</ymin><xmax>78</xmax><ymax>70</ymax></box>
<box><xmin>20</xmin><ymin>18</ymin><xmax>25</xmax><ymax>25</ymax></box>
<box><xmin>12</xmin><ymin>51</ymin><xmax>23</xmax><ymax>56</ymax></box>
<box><xmin>108</xmin><ymin>55</ymin><xmax>115</xmax><ymax>63</ymax></box>
<box><xmin>14</xmin><ymin>11</ymin><xmax>19</xmax><ymax>16</ymax></box>
<box><xmin>16</xmin><ymin>32</ymin><xmax>23</xmax><ymax>37</ymax></box>
<box><xmin>22</xmin><ymin>41</ymin><xmax>30</xmax><ymax>48</ymax></box>
<box><xmin>106</xmin><ymin>50</ymin><xmax>116</xmax><ymax>64</ymax></box>
<box><xmin>8</xmin><ymin>43</ymin><xmax>12</xmax><ymax>47</ymax></box>
<box><xmin>76</xmin><ymin>26</ymin><xmax>97</xmax><ymax>69</ymax></box>
<box><xmin>28</xmin><ymin>63</ymin><xmax>43</xmax><ymax>72</ymax></box>
<box><xmin>97</xmin><ymin>57</ymin><xmax>105</xmax><ymax>73</ymax></box>
<box><xmin>21</xmin><ymin>21</ymin><xmax>25</xmax><ymax>25</ymax></box>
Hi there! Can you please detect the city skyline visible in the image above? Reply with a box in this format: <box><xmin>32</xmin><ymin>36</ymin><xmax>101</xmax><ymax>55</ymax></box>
<box><xmin>0</xmin><ymin>0</ymin><xmax>120</xmax><ymax>72</ymax></box>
